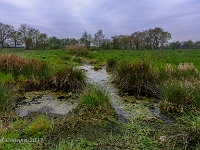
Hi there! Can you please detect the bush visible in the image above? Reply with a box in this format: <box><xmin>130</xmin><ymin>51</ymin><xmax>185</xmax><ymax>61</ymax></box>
<box><xmin>114</xmin><ymin>59</ymin><xmax>158</xmax><ymax>96</ymax></box>
<box><xmin>49</xmin><ymin>66</ymin><xmax>86</xmax><ymax>92</ymax></box>
<box><xmin>79</xmin><ymin>86</ymin><xmax>109</xmax><ymax>108</ymax></box>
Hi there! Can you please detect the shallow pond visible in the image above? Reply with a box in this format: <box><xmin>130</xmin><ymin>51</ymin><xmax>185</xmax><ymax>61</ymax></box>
<box><xmin>16</xmin><ymin>91</ymin><xmax>78</xmax><ymax>117</ymax></box>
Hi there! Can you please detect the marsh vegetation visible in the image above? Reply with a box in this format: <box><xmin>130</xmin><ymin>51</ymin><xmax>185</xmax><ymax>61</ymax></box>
<box><xmin>0</xmin><ymin>48</ymin><xmax>200</xmax><ymax>149</ymax></box>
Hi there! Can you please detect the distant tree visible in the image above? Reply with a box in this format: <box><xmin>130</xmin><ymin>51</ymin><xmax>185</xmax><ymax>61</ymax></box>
<box><xmin>69</xmin><ymin>38</ymin><xmax>79</xmax><ymax>45</ymax></box>
<box><xmin>119</xmin><ymin>35</ymin><xmax>132</xmax><ymax>50</ymax></box>
<box><xmin>131</xmin><ymin>31</ymin><xmax>144</xmax><ymax>50</ymax></box>
<box><xmin>150</xmin><ymin>27</ymin><xmax>171</xmax><ymax>49</ymax></box>
<box><xmin>169</xmin><ymin>41</ymin><xmax>181</xmax><ymax>50</ymax></box>
<box><xmin>9</xmin><ymin>29</ymin><xmax>22</xmax><ymax>48</ymax></box>
<box><xmin>194</xmin><ymin>41</ymin><xmax>200</xmax><ymax>49</ymax></box>
<box><xmin>18</xmin><ymin>23</ymin><xmax>39</xmax><ymax>50</ymax></box>
<box><xmin>0</xmin><ymin>22</ymin><xmax>13</xmax><ymax>48</ymax></box>
<box><xmin>60</xmin><ymin>38</ymin><xmax>70</xmax><ymax>49</ymax></box>
<box><xmin>181</xmin><ymin>40</ymin><xmax>194</xmax><ymax>49</ymax></box>
<box><xmin>111</xmin><ymin>36</ymin><xmax>121</xmax><ymax>49</ymax></box>
<box><xmin>80</xmin><ymin>31</ymin><xmax>93</xmax><ymax>49</ymax></box>
<box><xmin>47</xmin><ymin>36</ymin><xmax>61</xmax><ymax>49</ymax></box>
<box><xmin>94</xmin><ymin>29</ymin><xmax>105</xmax><ymax>48</ymax></box>
<box><xmin>36</xmin><ymin>33</ymin><xmax>48</xmax><ymax>49</ymax></box>
<box><xmin>101</xmin><ymin>38</ymin><xmax>112</xmax><ymax>49</ymax></box>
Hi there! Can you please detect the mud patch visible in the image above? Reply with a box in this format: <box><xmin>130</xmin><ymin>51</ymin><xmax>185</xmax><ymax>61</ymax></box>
<box><xmin>16</xmin><ymin>91</ymin><xmax>78</xmax><ymax>117</ymax></box>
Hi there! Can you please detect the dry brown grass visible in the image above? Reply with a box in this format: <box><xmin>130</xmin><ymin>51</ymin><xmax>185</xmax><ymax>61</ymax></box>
<box><xmin>64</xmin><ymin>45</ymin><xmax>87</xmax><ymax>51</ymax></box>
<box><xmin>0</xmin><ymin>54</ymin><xmax>49</xmax><ymax>79</ymax></box>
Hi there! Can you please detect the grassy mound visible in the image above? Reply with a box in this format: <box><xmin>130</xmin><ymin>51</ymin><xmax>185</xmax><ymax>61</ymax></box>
<box><xmin>79</xmin><ymin>85</ymin><xmax>109</xmax><ymax>108</ymax></box>
<box><xmin>114</xmin><ymin>59</ymin><xmax>158</xmax><ymax>96</ymax></box>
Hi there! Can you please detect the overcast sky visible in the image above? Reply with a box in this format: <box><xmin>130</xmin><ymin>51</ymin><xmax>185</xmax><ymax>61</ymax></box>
<box><xmin>0</xmin><ymin>0</ymin><xmax>200</xmax><ymax>41</ymax></box>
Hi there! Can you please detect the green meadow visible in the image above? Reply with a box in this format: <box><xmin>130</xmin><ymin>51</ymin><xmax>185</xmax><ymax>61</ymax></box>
<box><xmin>0</xmin><ymin>48</ymin><xmax>200</xmax><ymax>149</ymax></box>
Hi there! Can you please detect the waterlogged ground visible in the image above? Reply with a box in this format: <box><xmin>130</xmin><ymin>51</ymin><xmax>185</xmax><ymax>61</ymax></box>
<box><xmin>16</xmin><ymin>64</ymin><xmax>170</xmax><ymax>123</ymax></box>
<box><xmin>16</xmin><ymin>91</ymin><xmax>78</xmax><ymax>117</ymax></box>
<box><xmin>77</xmin><ymin>64</ymin><xmax>171</xmax><ymax>123</ymax></box>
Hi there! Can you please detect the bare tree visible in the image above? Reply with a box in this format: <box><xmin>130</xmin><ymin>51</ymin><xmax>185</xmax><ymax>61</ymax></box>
<box><xmin>80</xmin><ymin>31</ymin><xmax>93</xmax><ymax>49</ymax></box>
<box><xmin>9</xmin><ymin>29</ymin><xmax>22</xmax><ymax>48</ymax></box>
<box><xmin>0</xmin><ymin>22</ymin><xmax>13</xmax><ymax>48</ymax></box>
<box><xmin>18</xmin><ymin>23</ymin><xmax>40</xmax><ymax>50</ymax></box>
<box><xmin>94</xmin><ymin>29</ymin><xmax>105</xmax><ymax>48</ymax></box>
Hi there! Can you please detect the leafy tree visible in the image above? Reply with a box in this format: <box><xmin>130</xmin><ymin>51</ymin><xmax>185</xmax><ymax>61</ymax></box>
<box><xmin>181</xmin><ymin>40</ymin><xmax>194</xmax><ymax>49</ymax></box>
<box><xmin>194</xmin><ymin>41</ymin><xmax>200</xmax><ymax>49</ymax></box>
<box><xmin>169</xmin><ymin>41</ymin><xmax>181</xmax><ymax>50</ymax></box>
<box><xmin>47</xmin><ymin>36</ymin><xmax>61</xmax><ymax>49</ymax></box>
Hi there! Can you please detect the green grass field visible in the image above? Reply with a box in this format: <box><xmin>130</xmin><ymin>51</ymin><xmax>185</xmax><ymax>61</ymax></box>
<box><xmin>0</xmin><ymin>48</ymin><xmax>200</xmax><ymax>149</ymax></box>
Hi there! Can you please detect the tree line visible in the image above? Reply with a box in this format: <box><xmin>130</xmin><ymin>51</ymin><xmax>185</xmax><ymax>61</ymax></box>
<box><xmin>0</xmin><ymin>21</ymin><xmax>199</xmax><ymax>50</ymax></box>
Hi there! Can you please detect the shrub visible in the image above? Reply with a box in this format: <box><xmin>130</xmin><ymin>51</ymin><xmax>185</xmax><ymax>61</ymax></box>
<box><xmin>49</xmin><ymin>66</ymin><xmax>85</xmax><ymax>92</ymax></box>
<box><xmin>114</xmin><ymin>59</ymin><xmax>158</xmax><ymax>96</ymax></box>
<box><xmin>79</xmin><ymin>85</ymin><xmax>109</xmax><ymax>108</ymax></box>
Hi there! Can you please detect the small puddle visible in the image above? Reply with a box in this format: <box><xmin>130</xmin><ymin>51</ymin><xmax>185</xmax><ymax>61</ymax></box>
<box><xmin>78</xmin><ymin>64</ymin><xmax>172</xmax><ymax>123</ymax></box>
<box><xmin>16</xmin><ymin>91</ymin><xmax>78</xmax><ymax>117</ymax></box>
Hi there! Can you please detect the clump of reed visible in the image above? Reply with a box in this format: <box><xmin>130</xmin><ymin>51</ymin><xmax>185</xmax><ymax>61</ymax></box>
<box><xmin>154</xmin><ymin>62</ymin><xmax>200</xmax><ymax>114</ymax></box>
<box><xmin>114</xmin><ymin>59</ymin><xmax>158</xmax><ymax>96</ymax></box>
<box><xmin>157</xmin><ymin>80</ymin><xmax>200</xmax><ymax>114</ymax></box>
<box><xmin>79</xmin><ymin>85</ymin><xmax>109</xmax><ymax>108</ymax></box>
<box><xmin>106</xmin><ymin>57</ymin><xmax>119</xmax><ymax>71</ymax></box>
<box><xmin>49</xmin><ymin>66</ymin><xmax>86</xmax><ymax>92</ymax></box>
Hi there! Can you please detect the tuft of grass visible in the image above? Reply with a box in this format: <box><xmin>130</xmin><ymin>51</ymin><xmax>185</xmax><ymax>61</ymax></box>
<box><xmin>157</xmin><ymin>80</ymin><xmax>199</xmax><ymax>114</ymax></box>
<box><xmin>79</xmin><ymin>85</ymin><xmax>109</xmax><ymax>108</ymax></box>
<box><xmin>106</xmin><ymin>57</ymin><xmax>119</xmax><ymax>71</ymax></box>
<box><xmin>72</xmin><ymin>57</ymin><xmax>82</xmax><ymax>64</ymax></box>
<box><xmin>24</xmin><ymin>114</ymin><xmax>52</xmax><ymax>138</ymax></box>
<box><xmin>114</xmin><ymin>59</ymin><xmax>158</xmax><ymax>96</ymax></box>
<box><xmin>0</xmin><ymin>84</ymin><xmax>14</xmax><ymax>112</ymax></box>
<box><xmin>54</xmin><ymin>138</ymin><xmax>97</xmax><ymax>150</ymax></box>
<box><xmin>49</xmin><ymin>66</ymin><xmax>86</xmax><ymax>92</ymax></box>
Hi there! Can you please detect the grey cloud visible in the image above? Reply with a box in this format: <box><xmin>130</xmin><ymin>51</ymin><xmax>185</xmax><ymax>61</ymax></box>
<box><xmin>0</xmin><ymin>0</ymin><xmax>199</xmax><ymax>41</ymax></box>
